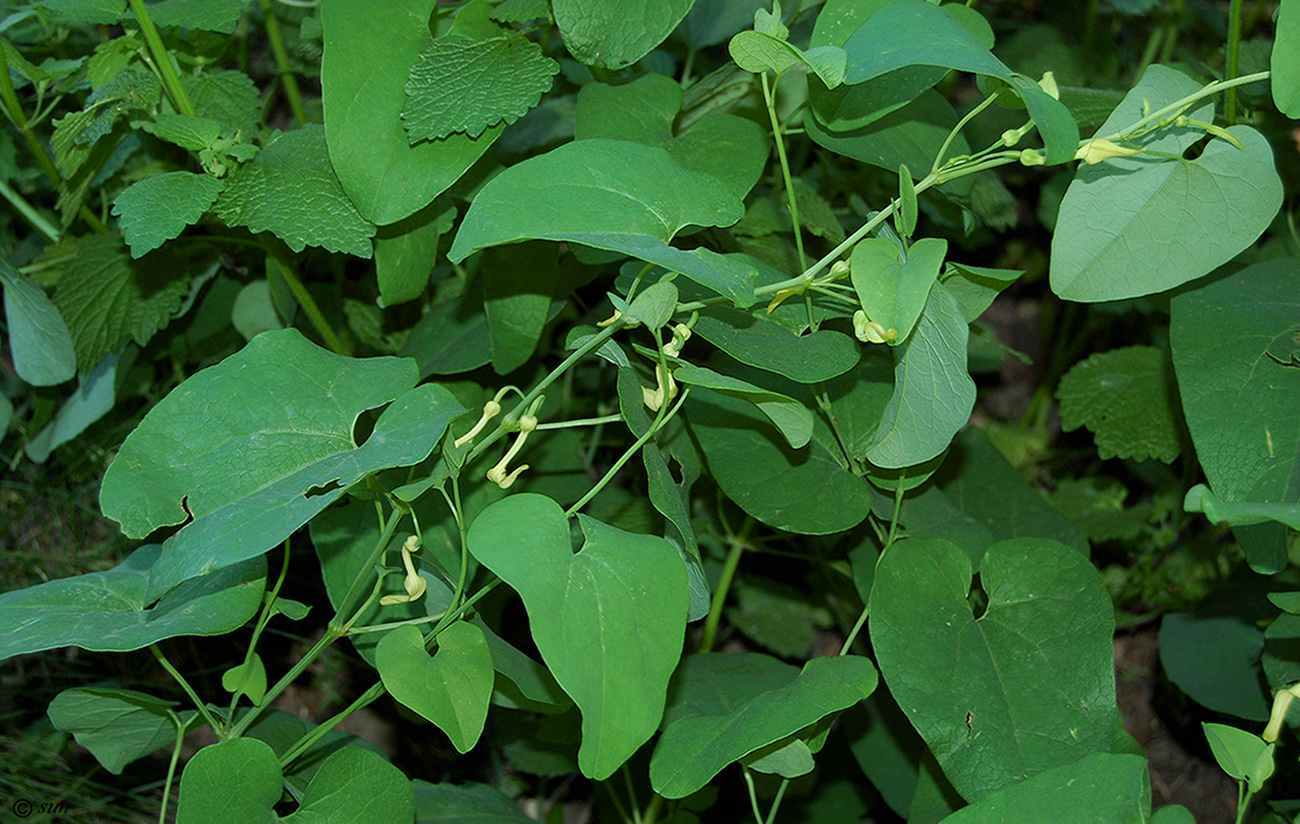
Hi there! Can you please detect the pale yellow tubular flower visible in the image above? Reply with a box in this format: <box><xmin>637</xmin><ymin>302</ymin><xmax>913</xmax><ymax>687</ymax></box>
<box><xmin>486</xmin><ymin>413</ymin><xmax>538</xmax><ymax>489</ymax></box>
<box><xmin>1074</xmin><ymin>138</ymin><xmax>1144</xmax><ymax>165</ymax></box>
<box><xmin>380</xmin><ymin>535</ymin><xmax>427</xmax><ymax>606</ymax></box>
<box><xmin>453</xmin><ymin>399</ymin><xmax>502</xmax><ymax>448</ymax></box>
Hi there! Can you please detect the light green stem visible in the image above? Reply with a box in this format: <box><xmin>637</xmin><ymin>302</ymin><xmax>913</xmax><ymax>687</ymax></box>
<box><xmin>259</xmin><ymin>0</ymin><xmax>307</xmax><ymax>125</ymax></box>
<box><xmin>761</xmin><ymin>72</ymin><xmax>806</xmax><ymax>273</ymax></box>
<box><xmin>0</xmin><ymin>179</ymin><xmax>58</xmax><ymax>241</ymax></box>
<box><xmin>158</xmin><ymin>712</ymin><xmax>186</xmax><ymax>824</ymax></box>
<box><xmin>1225</xmin><ymin>0</ymin><xmax>1243</xmax><ymax>123</ymax></box>
<box><xmin>228</xmin><ymin>628</ymin><xmax>342</xmax><ymax>738</ymax></box>
<box><xmin>150</xmin><ymin>645</ymin><xmax>222</xmax><ymax>734</ymax></box>
<box><xmin>274</xmin><ymin>253</ymin><xmax>352</xmax><ymax>355</ymax></box>
<box><xmin>128</xmin><ymin>0</ymin><xmax>196</xmax><ymax>116</ymax></box>
<box><xmin>699</xmin><ymin>517</ymin><xmax>752</xmax><ymax>654</ymax></box>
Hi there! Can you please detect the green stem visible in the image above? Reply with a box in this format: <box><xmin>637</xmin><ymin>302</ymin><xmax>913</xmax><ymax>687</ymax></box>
<box><xmin>842</xmin><ymin>605</ymin><xmax>869</xmax><ymax>651</ymax></box>
<box><xmin>763</xmin><ymin>778</ymin><xmax>790</xmax><ymax>824</ymax></box>
<box><xmin>535</xmin><ymin>413</ymin><xmax>625</xmax><ymax>430</ymax></box>
<box><xmin>742</xmin><ymin>766</ymin><xmax>763</xmax><ymax>824</ymax></box>
<box><xmin>932</xmin><ymin>90</ymin><xmax>1003</xmax><ymax>174</ymax></box>
<box><xmin>278</xmin><ymin>680</ymin><xmax>386</xmax><ymax>768</ymax></box>
<box><xmin>273</xmin><ymin>252</ymin><xmax>352</xmax><ymax>355</ymax></box>
<box><xmin>699</xmin><ymin>517</ymin><xmax>752</xmax><ymax>654</ymax></box>
<box><xmin>228</xmin><ymin>540</ymin><xmax>292</xmax><ymax>718</ymax></box>
<box><xmin>158</xmin><ymin>712</ymin><xmax>186</xmax><ymax>824</ymax></box>
<box><xmin>332</xmin><ymin>507</ymin><xmax>405</xmax><ymax>630</ymax></box>
<box><xmin>258</xmin><ymin>0</ymin><xmax>307</xmax><ymax>125</ymax></box>
<box><xmin>1225</xmin><ymin>0</ymin><xmax>1243</xmax><ymax>124</ymax></box>
<box><xmin>228</xmin><ymin>628</ymin><xmax>342</xmax><ymax>738</ymax></box>
<box><xmin>1107</xmin><ymin>71</ymin><xmax>1268</xmax><ymax>142</ymax></box>
<box><xmin>761</xmin><ymin>72</ymin><xmax>807</xmax><ymax>273</ymax></box>
<box><xmin>128</xmin><ymin>0</ymin><xmax>196</xmax><ymax>116</ymax></box>
<box><xmin>150</xmin><ymin>645</ymin><xmax>222</xmax><ymax>734</ymax></box>
<box><xmin>0</xmin><ymin>179</ymin><xmax>58</xmax><ymax>241</ymax></box>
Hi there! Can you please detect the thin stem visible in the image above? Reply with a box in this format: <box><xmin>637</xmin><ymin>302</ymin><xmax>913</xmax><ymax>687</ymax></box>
<box><xmin>128</xmin><ymin>0</ymin><xmax>196</xmax><ymax>116</ymax></box>
<box><xmin>699</xmin><ymin>517</ymin><xmax>753</xmax><ymax>654</ymax></box>
<box><xmin>761</xmin><ymin>72</ymin><xmax>807</xmax><ymax>273</ymax></box>
<box><xmin>332</xmin><ymin>507</ymin><xmax>405</xmax><ymax>630</ymax></box>
<box><xmin>1107</xmin><ymin>71</ymin><xmax>1268</xmax><ymax>142</ymax></box>
<box><xmin>150</xmin><ymin>645</ymin><xmax>222</xmax><ymax>734</ymax></box>
<box><xmin>259</xmin><ymin>0</ymin><xmax>307</xmax><ymax>125</ymax></box>
<box><xmin>274</xmin><ymin>253</ymin><xmax>352</xmax><ymax>355</ymax></box>
<box><xmin>932</xmin><ymin>90</ymin><xmax>1002</xmax><ymax>174</ymax></box>
<box><xmin>158</xmin><ymin>711</ymin><xmax>186</xmax><ymax>824</ymax></box>
<box><xmin>227</xmin><ymin>628</ymin><xmax>341</xmax><ymax>737</ymax></box>
<box><xmin>841</xmin><ymin>605</ymin><xmax>869</xmax><ymax>652</ymax></box>
<box><xmin>0</xmin><ymin>179</ymin><xmax>58</xmax><ymax>241</ymax></box>
<box><xmin>742</xmin><ymin>766</ymin><xmax>763</xmax><ymax>824</ymax></box>
<box><xmin>621</xmin><ymin>765</ymin><xmax>642</xmax><ymax>824</ymax></box>
<box><xmin>228</xmin><ymin>539</ymin><xmax>292</xmax><ymax>718</ymax></box>
<box><xmin>1225</xmin><ymin>0</ymin><xmax>1243</xmax><ymax>123</ymax></box>
<box><xmin>278</xmin><ymin>680</ymin><xmax>386</xmax><ymax>768</ymax></box>
<box><xmin>535</xmin><ymin>413</ymin><xmax>625</xmax><ymax>430</ymax></box>
<box><xmin>763</xmin><ymin>778</ymin><xmax>790</xmax><ymax>824</ymax></box>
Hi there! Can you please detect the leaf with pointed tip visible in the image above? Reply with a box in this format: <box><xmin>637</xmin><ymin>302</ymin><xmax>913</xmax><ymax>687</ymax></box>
<box><xmin>377</xmin><ymin>623</ymin><xmax>494</xmax><ymax>753</ymax></box>
<box><xmin>1273</xmin><ymin>0</ymin><xmax>1300</xmax><ymax>117</ymax></box>
<box><xmin>48</xmin><ymin>688</ymin><xmax>189</xmax><ymax>775</ymax></box>
<box><xmin>691</xmin><ymin>307</ymin><xmax>859</xmax><ymax>383</ymax></box>
<box><xmin>114</xmin><ymin>172</ymin><xmax>224</xmax><ymax>258</ymax></box>
<box><xmin>0</xmin><ymin>257</ymin><xmax>75</xmax><ymax>386</ymax></box>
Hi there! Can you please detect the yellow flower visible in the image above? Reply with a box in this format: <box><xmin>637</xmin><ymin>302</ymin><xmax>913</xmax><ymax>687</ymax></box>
<box><xmin>380</xmin><ymin>535</ymin><xmax>427</xmax><ymax>606</ymax></box>
<box><xmin>1074</xmin><ymin>138</ymin><xmax>1143</xmax><ymax>165</ymax></box>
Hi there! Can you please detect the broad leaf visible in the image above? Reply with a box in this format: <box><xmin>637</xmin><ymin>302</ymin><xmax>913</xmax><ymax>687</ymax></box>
<box><xmin>729</xmin><ymin>31</ymin><xmax>846</xmax><ymax>88</ymax></box>
<box><xmin>1160</xmin><ymin>608</ymin><xmax>1270</xmax><ymax>722</ymax></box>
<box><xmin>400</xmin><ymin>283</ymin><xmax>493</xmax><ymax>378</ymax></box>
<box><xmin>449</xmin><ymin>139</ymin><xmax>755</xmax><ymax>306</ymax></box>
<box><xmin>176</xmin><ymin>738</ymin><xmax>414</xmax><ymax>823</ymax></box>
<box><xmin>48</xmin><ymin>688</ymin><xmax>188</xmax><ymax>774</ymax></box>
<box><xmin>377</xmin><ymin>622</ymin><xmax>493</xmax><ymax>753</ymax></box>
<box><xmin>1051</xmin><ymin>66</ymin><xmax>1282</xmax><ymax>301</ymax></box>
<box><xmin>1056</xmin><ymin>346</ymin><xmax>1183</xmax><ymax>463</ymax></box>
<box><xmin>0</xmin><ymin>257</ymin><xmax>75</xmax><ymax>386</ymax></box>
<box><xmin>1203</xmin><ymin>723</ymin><xmax>1275</xmax><ymax>793</ymax></box>
<box><xmin>374</xmin><ymin>200</ymin><xmax>451</xmax><ymax>308</ymax></box>
<box><xmin>321</xmin><ymin>0</ymin><xmax>503</xmax><ymax>224</ymax></box>
<box><xmin>871</xmin><ymin>537</ymin><xmax>1117</xmax><ymax>801</ymax></box>
<box><xmin>182</xmin><ymin>70</ymin><xmax>261</xmax><ymax>137</ymax></box>
<box><xmin>692</xmin><ymin>306</ymin><xmax>859</xmax><ymax>383</ymax></box>
<box><xmin>674</xmin><ymin>364</ymin><xmax>813</xmax><ymax>449</ymax></box>
<box><xmin>214</xmin><ymin>125</ymin><xmax>374</xmax><ymax>258</ymax></box>
<box><xmin>143</xmin><ymin>0</ymin><xmax>249</xmax><ymax>33</ymax></box>
<box><xmin>26</xmin><ymin>352</ymin><xmax>119</xmax><ymax>463</ymax></box>
<box><xmin>650</xmin><ymin>655</ymin><xmax>877</xmax><ymax>798</ymax></box>
<box><xmin>0</xmin><ymin>546</ymin><xmax>265</xmax><ymax>659</ymax></box>
<box><xmin>552</xmin><ymin>0</ymin><xmax>693</xmax><ymax>69</ymax></box>
<box><xmin>482</xmin><ymin>242</ymin><xmax>557</xmax><ymax>374</ymax></box>
<box><xmin>850</xmin><ymin>236</ymin><xmax>945</xmax><ymax>345</ymax></box>
<box><xmin>411</xmin><ymin>781</ymin><xmax>534</xmax><ymax>823</ymax></box>
<box><xmin>938</xmin><ymin>753</ymin><xmax>1152</xmax><ymax>824</ymax></box>
<box><xmin>467</xmin><ymin>494</ymin><xmax>688</xmax><ymax>779</ymax></box>
<box><xmin>99</xmin><ymin>329</ymin><xmax>464</xmax><ymax>599</ymax></box>
<box><xmin>1170</xmin><ymin>259</ymin><xmax>1300</xmax><ymax>573</ymax></box>
<box><xmin>867</xmin><ymin>283</ymin><xmax>975</xmax><ymax>469</ymax></box>
<box><xmin>114</xmin><ymin>171</ymin><xmax>224</xmax><ymax>258</ymax></box>
<box><xmin>1273</xmin><ymin>0</ymin><xmax>1300</xmax><ymax>117</ymax></box>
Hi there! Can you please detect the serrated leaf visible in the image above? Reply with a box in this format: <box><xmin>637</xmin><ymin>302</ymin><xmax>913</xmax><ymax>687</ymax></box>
<box><xmin>492</xmin><ymin>0</ymin><xmax>550</xmax><ymax>23</ymax></box>
<box><xmin>182</xmin><ymin>70</ymin><xmax>262</xmax><ymax>137</ymax></box>
<box><xmin>99</xmin><ymin>329</ymin><xmax>465</xmax><ymax>599</ymax></box>
<box><xmin>138</xmin><ymin>113</ymin><xmax>223</xmax><ymax>150</ymax></box>
<box><xmin>0</xmin><ymin>546</ymin><xmax>265</xmax><ymax>659</ymax></box>
<box><xmin>113</xmin><ymin>172</ymin><xmax>224</xmax><ymax>258</ymax></box>
<box><xmin>403</xmin><ymin>33</ymin><xmax>558</xmax><ymax>141</ymax></box>
<box><xmin>552</xmin><ymin>0</ymin><xmax>693</xmax><ymax>69</ymax></box>
<box><xmin>214</xmin><ymin>125</ymin><xmax>375</xmax><ymax>257</ymax></box>
<box><xmin>0</xmin><ymin>257</ymin><xmax>76</xmax><ymax>386</ymax></box>
<box><xmin>322</xmin><ymin>0</ymin><xmax>503</xmax><ymax>225</ymax></box>
<box><xmin>1056</xmin><ymin>346</ymin><xmax>1182</xmax><ymax>463</ymax></box>
<box><xmin>34</xmin><ymin>0</ymin><xmax>124</xmax><ymax>25</ymax></box>
<box><xmin>48</xmin><ymin>688</ymin><xmax>186</xmax><ymax>774</ymax></box>
<box><xmin>50</xmin><ymin>236</ymin><xmax>190</xmax><ymax>372</ymax></box>
<box><xmin>466</xmin><ymin>494</ymin><xmax>688</xmax><ymax>780</ymax></box>
<box><xmin>141</xmin><ymin>0</ymin><xmax>249</xmax><ymax>33</ymax></box>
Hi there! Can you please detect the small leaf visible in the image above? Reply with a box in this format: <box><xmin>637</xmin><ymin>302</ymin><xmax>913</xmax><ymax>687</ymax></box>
<box><xmin>897</xmin><ymin>164</ymin><xmax>917</xmax><ymax>237</ymax></box>
<box><xmin>375</xmin><ymin>200</ymin><xmax>452</xmax><ymax>308</ymax></box>
<box><xmin>1056</xmin><ymin>346</ymin><xmax>1183</xmax><ymax>463</ymax></box>
<box><xmin>222</xmin><ymin>654</ymin><xmax>267</xmax><ymax>704</ymax></box>
<box><xmin>377</xmin><ymin>623</ymin><xmax>494</xmax><ymax>753</ymax></box>
<box><xmin>1204</xmin><ymin>723</ymin><xmax>1275</xmax><ymax>792</ymax></box>
<box><xmin>850</xmin><ymin>236</ymin><xmax>945</xmax><ymax>346</ymax></box>
<box><xmin>48</xmin><ymin>688</ymin><xmax>185</xmax><ymax>775</ymax></box>
<box><xmin>181</xmin><ymin>70</ymin><xmax>261</xmax><ymax>137</ymax></box>
<box><xmin>673</xmin><ymin>364</ymin><xmax>812</xmax><ymax>449</ymax></box>
<box><xmin>692</xmin><ymin>306</ymin><xmax>859</xmax><ymax>383</ymax></box>
<box><xmin>483</xmin><ymin>242</ymin><xmax>557</xmax><ymax>374</ymax></box>
<box><xmin>141</xmin><ymin>0</ymin><xmax>249</xmax><ymax>33</ymax></box>
<box><xmin>214</xmin><ymin>125</ymin><xmax>375</xmax><ymax>258</ymax></box>
<box><xmin>0</xmin><ymin>257</ymin><xmax>76</xmax><ymax>386</ymax></box>
<box><xmin>113</xmin><ymin>172</ymin><xmax>224</xmax><ymax>258</ymax></box>
<box><xmin>626</xmin><ymin>281</ymin><xmax>679</xmax><ymax>331</ymax></box>
<box><xmin>552</xmin><ymin>0</ymin><xmax>693</xmax><ymax>69</ymax></box>
<box><xmin>729</xmin><ymin>31</ymin><xmax>846</xmax><ymax>87</ymax></box>
<box><xmin>138</xmin><ymin>113</ymin><xmax>223</xmax><ymax>150</ymax></box>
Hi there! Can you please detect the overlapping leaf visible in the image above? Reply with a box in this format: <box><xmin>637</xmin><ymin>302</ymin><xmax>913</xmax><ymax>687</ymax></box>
<box><xmin>1056</xmin><ymin>346</ymin><xmax>1183</xmax><ymax>462</ymax></box>
<box><xmin>48</xmin><ymin>688</ymin><xmax>191</xmax><ymax>774</ymax></box>
<box><xmin>0</xmin><ymin>257</ymin><xmax>75</xmax><ymax>386</ymax></box>
<box><xmin>377</xmin><ymin>623</ymin><xmax>493</xmax><ymax>753</ymax></box>
<box><xmin>691</xmin><ymin>307</ymin><xmax>859</xmax><ymax>383</ymax></box>
<box><xmin>26</xmin><ymin>353</ymin><xmax>119</xmax><ymax>463</ymax></box>
<box><xmin>552</xmin><ymin>0</ymin><xmax>693</xmax><ymax>69</ymax></box>
<box><xmin>114</xmin><ymin>172</ymin><xmax>224</xmax><ymax>258</ymax></box>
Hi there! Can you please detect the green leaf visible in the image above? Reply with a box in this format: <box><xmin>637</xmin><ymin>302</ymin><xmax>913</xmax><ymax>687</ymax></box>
<box><xmin>729</xmin><ymin>31</ymin><xmax>847</xmax><ymax>87</ymax></box>
<box><xmin>851</xmin><ymin>236</ymin><xmax>945</xmax><ymax>345</ymax></box>
<box><xmin>674</xmin><ymin>364</ymin><xmax>813</xmax><ymax>449</ymax></box>
<box><xmin>47</xmin><ymin>688</ymin><xmax>185</xmax><ymax>775</ymax></box>
<box><xmin>0</xmin><ymin>546</ymin><xmax>265</xmax><ymax>659</ymax></box>
<box><xmin>34</xmin><ymin>0</ymin><xmax>124</xmax><ymax>25</ymax></box>
<box><xmin>377</xmin><ymin>622</ymin><xmax>494</xmax><ymax>753</ymax></box>
<box><xmin>176</xmin><ymin>738</ymin><xmax>415</xmax><ymax>823</ymax></box>
<box><xmin>941</xmin><ymin>262</ymin><xmax>1021</xmax><ymax>323</ymax></box>
<box><xmin>113</xmin><ymin>172</ymin><xmax>224</xmax><ymax>258</ymax></box>
<box><xmin>1051</xmin><ymin>66</ymin><xmax>1282</xmax><ymax>301</ymax></box>
<box><xmin>0</xmin><ymin>257</ymin><xmax>76</xmax><ymax>386</ymax></box>
<box><xmin>222</xmin><ymin>654</ymin><xmax>267</xmax><ymax>704</ymax></box>
<box><xmin>181</xmin><ymin>70</ymin><xmax>262</xmax><ymax>137</ymax></box>
<box><xmin>552</xmin><ymin>0</ymin><xmax>693</xmax><ymax>69</ymax></box>
<box><xmin>1203</xmin><ymin>723</ymin><xmax>1275</xmax><ymax>792</ymax></box>
<box><xmin>1185</xmin><ymin>484</ymin><xmax>1300</xmax><ymax>531</ymax></box>
<box><xmin>214</xmin><ymin>125</ymin><xmax>375</xmax><ymax>258</ymax></box>
<box><xmin>374</xmin><ymin>200</ymin><xmax>451</xmax><ymax>308</ymax></box>
<box><xmin>1056</xmin><ymin>346</ymin><xmax>1183</xmax><ymax>463</ymax></box>
<box><xmin>649</xmin><ymin>654</ymin><xmax>877</xmax><ymax>798</ymax></box>
<box><xmin>141</xmin><ymin>0</ymin><xmax>249</xmax><ymax>33</ymax></box>
<box><xmin>50</xmin><ymin>236</ymin><xmax>190</xmax><ymax>372</ymax></box>
<box><xmin>411</xmin><ymin>780</ymin><xmax>535</xmax><ymax>823</ymax></box>
<box><xmin>625</xmin><ymin>280</ymin><xmax>678</xmax><ymax>331</ymax></box>
<box><xmin>475</xmin><ymin>618</ymin><xmax>571</xmax><ymax>713</ymax></box>
<box><xmin>1273</xmin><ymin>0</ymin><xmax>1300</xmax><ymax>117</ymax></box>
<box><xmin>725</xmin><ymin>580</ymin><xmax>822</xmax><ymax>657</ymax></box>
<box><xmin>867</xmin><ymin>283</ymin><xmax>975</xmax><ymax>470</ymax></box>
<box><xmin>692</xmin><ymin>306</ymin><xmax>859</xmax><ymax>383</ymax></box>
<box><xmin>840</xmin><ymin>1</ymin><xmax>1078</xmax><ymax>164</ymax></box>
<box><xmin>483</xmin><ymin>242</ymin><xmax>557</xmax><ymax>374</ymax></box>
<box><xmin>937</xmin><ymin>753</ymin><xmax>1152</xmax><ymax>824</ymax></box>
<box><xmin>466</xmin><ymin>493</ymin><xmax>688</xmax><ymax>779</ymax></box>
<box><xmin>99</xmin><ymin>329</ymin><xmax>464</xmax><ymax>599</ymax></box>
<box><xmin>1159</xmin><ymin>610</ymin><xmax>1269</xmax><ymax>721</ymax></box>
<box><xmin>449</xmin><ymin>139</ymin><xmax>754</xmax><ymax>306</ymax></box>
<box><xmin>1170</xmin><ymin>260</ymin><xmax>1300</xmax><ymax>574</ymax></box>
<box><xmin>138</xmin><ymin>113</ymin><xmax>223</xmax><ymax>151</ymax></box>
<box><xmin>688</xmin><ymin>388</ymin><xmax>871</xmax><ymax>534</ymax></box>
<box><xmin>26</xmin><ymin>353</ymin><xmax>119</xmax><ymax>463</ymax></box>
<box><xmin>871</xmin><ymin>537</ymin><xmax>1117</xmax><ymax>801</ymax></box>
<box><xmin>321</xmin><ymin>0</ymin><xmax>503</xmax><ymax>225</ymax></box>
<box><xmin>898</xmin><ymin>164</ymin><xmax>917</xmax><ymax>237</ymax></box>
<box><xmin>403</xmin><ymin>24</ymin><xmax>558</xmax><ymax>140</ymax></box>
<box><xmin>400</xmin><ymin>283</ymin><xmax>493</xmax><ymax>378</ymax></box>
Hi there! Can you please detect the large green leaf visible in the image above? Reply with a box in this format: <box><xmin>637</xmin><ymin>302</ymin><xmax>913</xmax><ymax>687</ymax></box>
<box><xmin>805</xmin><ymin>89</ymin><xmax>972</xmax><ymax>179</ymax></box>
<box><xmin>691</xmin><ymin>306</ymin><xmax>859</xmax><ymax>383</ymax></box>
<box><xmin>482</xmin><ymin>241</ymin><xmax>557</xmax><ymax>374</ymax></box>
<box><xmin>553</xmin><ymin>0</ymin><xmax>693</xmax><ymax>69</ymax></box>
<box><xmin>938</xmin><ymin>753</ymin><xmax>1152</xmax><ymax>824</ymax></box>
<box><xmin>688</xmin><ymin>388</ymin><xmax>871</xmax><ymax>534</ymax></box>
<box><xmin>674</xmin><ymin>364</ymin><xmax>813</xmax><ymax>449</ymax></box>
<box><xmin>1051</xmin><ymin>66</ymin><xmax>1282</xmax><ymax>302</ymax></box>
<box><xmin>867</xmin><ymin>283</ymin><xmax>975</xmax><ymax>469</ymax></box>
<box><xmin>1273</xmin><ymin>0</ymin><xmax>1300</xmax><ymax>117</ymax></box>
<box><xmin>100</xmin><ymin>329</ymin><xmax>464</xmax><ymax>599</ymax></box>
<box><xmin>1056</xmin><ymin>346</ymin><xmax>1183</xmax><ymax>463</ymax></box>
<box><xmin>466</xmin><ymin>493</ymin><xmax>688</xmax><ymax>779</ymax></box>
<box><xmin>449</xmin><ymin>139</ymin><xmax>754</xmax><ymax>306</ymax></box>
<box><xmin>377</xmin><ymin>622</ymin><xmax>493</xmax><ymax>753</ymax></box>
<box><xmin>48</xmin><ymin>688</ymin><xmax>191</xmax><ymax>774</ymax></box>
<box><xmin>113</xmin><ymin>171</ymin><xmax>224</xmax><ymax>258</ymax></box>
<box><xmin>1170</xmin><ymin>259</ymin><xmax>1300</xmax><ymax>574</ymax></box>
<box><xmin>0</xmin><ymin>257</ymin><xmax>75</xmax><ymax>386</ymax></box>
<box><xmin>214</xmin><ymin>125</ymin><xmax>374</xmax><ymax>258</ymax></box>
<box><xmin>373</xmin><ymin>200</ymin><xmax>449</xmax><ymax>308</ymax></box>
<box><xmin>870</xmin><ymin>537</ymin><xmax>1117</xmax><ymax>801</ymax></box>
<box><xmin>321</xmin><ymin>0</ymin><xmax>502</xmax><ymax>225</ymax></box>
<box><xmin>25</xmin><ymin>352</ymin><xmax>119</xmax><ymax>464</ymax></box>
<box><xmin>650</xmin><ymin>654</ymin><xmax>877</xmax><ymax>798</ymax></box>
<box><xmin>411</xmin><ymin>780</ymin><xmax>534</xmax><ymax>823</ymax></box>
<box><xmin>176</xmin><ymin>738</ymin><xmax>414</xmax><ymax>823</ymax></box>
<box><xmin>840</xmin><ymin>1</ymin><xmax>1078</xmax><ymax>163</ymax></box>
<box><xmin>0</xmin><ymin>546</ymin><xmax>264</xmax><ymax>659</ymax></box>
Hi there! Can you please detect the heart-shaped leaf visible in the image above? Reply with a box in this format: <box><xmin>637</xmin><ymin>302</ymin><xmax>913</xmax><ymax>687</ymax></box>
<box><xmin>870</xmin><ymin>537</ymin><xmax>1117</xmax><ymax>801</ymax></box>
<box><xmin>938</xmin><ymin>753</ymin><xmax>1153</xmax><ymax>824</ymax></box>
<box><xmin>177</xmin><ymin>738</ymin><xmax>414</xmax><ymax>823</ymax></box>
<box><xmin>222</xmin><ymin>654</ymin><xmax>267</xmax><ymax>704</ymax></box>
<box><xmin>850</xmin><ymin>237</ymin><xmax>945</xmax><ymax>345</ymax></box>
<box><xmin>376</xmin><ymin>622</ymin><xmax>494</xmax><ymax>753</ymax></box>
<box><xmin>466</xmin><ymin>493</ymin><xmax>688</xmax><ymax>779</ymax></box>
<box><xmin>48</xmin><ymin>688</ymin><xmax>190</xmax><ymax>775</ymax></box>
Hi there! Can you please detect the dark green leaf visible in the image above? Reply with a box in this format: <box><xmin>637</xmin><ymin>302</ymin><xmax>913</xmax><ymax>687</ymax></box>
<box><xmin>938</xmin><ymin>753</ymin><xmax>1152</xmax><ymax>824</ymax></box>
<box><xmin>141</xmin><ymin>0</ymin><xmax>249</xmax><ymax>33</ymax></box>
<box><xmin>1056</xmin><ymin>346</ymin><xmax>1183</xmax><ymax>463</ymax></box>
<box><xmin>0</xmin><ymin>258</ymin><xmax>76</xmax><ymax>386</ymax></box>
<box><xmin>48</xmin><ymin>688</ymin><xmax>185</xmax><ymax>775</ymax></box>
<box><xmin>113</xmin><ymin>172</ymin><xmax>224</xmax><ymax>258</ymax></box>
<box><xmin>692</xmin><ymin>307</ymin><xmax>859</xmax><ymax>383</ymax></box>
<box><xmin>411</xmin><ymin>780</ymin><xmax>534</xmax><ymax>823</ymax></box>
<box><xmin>552</xmin><ymin>0</ymin><xmax>693</xmax><ymax>69</ymax></box>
